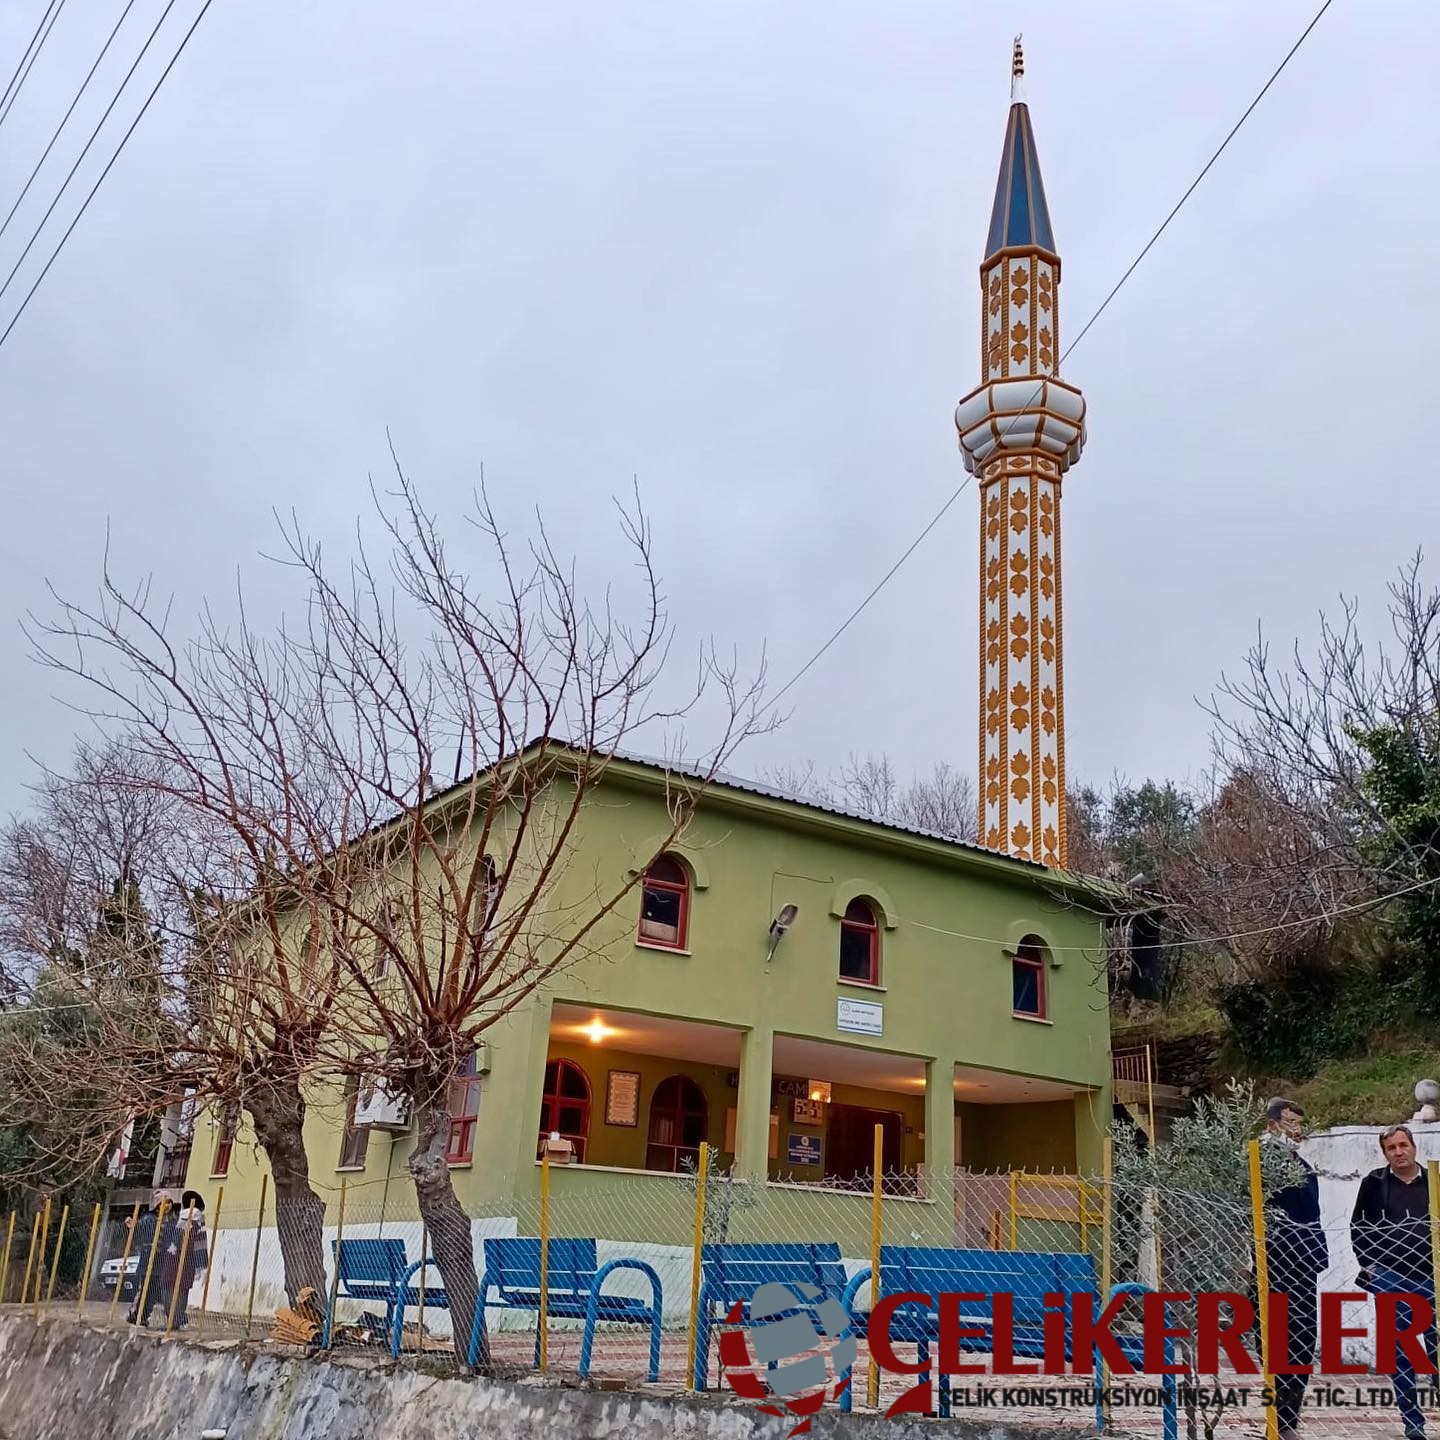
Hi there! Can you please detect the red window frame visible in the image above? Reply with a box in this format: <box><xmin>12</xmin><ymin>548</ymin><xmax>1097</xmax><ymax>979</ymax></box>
<box><xmin>838</xmin><ymin>898</ymin><xmax>880</xmax><ymax>985</ymax></box>
<box><xmin>211</xmin><ymin>1108</ymin><xmax>237</xmax><ymax>1177</ymax></box>
<box><xmin>645</xmin><ymin>1075</ymin><xmax>709</xmax><ymax>1173</ymax></box>
<box><xmin>1012</xmin><ymin>939</ymin><xmax>1047</xmax><ymax>1019</ymax></box>
<box><xmin>446</xmin><ymin>1052</ymin><xmax>482</xmax><ymax>1166</ymax></box>
<box><xmin>538</xmin><ymin>1059</ymin><xmax>591</xmax><ymax>1162</ymax></box>
<box><xmin>637</xmin><ymin>854</ymin><xmax>690</xmax><ymax>950</ymax></box>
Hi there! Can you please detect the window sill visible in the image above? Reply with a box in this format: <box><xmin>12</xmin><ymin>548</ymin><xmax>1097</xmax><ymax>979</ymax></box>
<box><xmin>334</xmin><ymin>1165</ymin><xmax>368</xmax><ymax>1174</ymax></box>
<box><xmin>1011</xmin><ymin>1013</ymin><xmax>1054</xmax><ymax>1025</ymax></box>
<box><xmin>635</xmin><ymin>940</ymin><xmax>692</xmax><ymax>957</ymax></box>
<box><xmin>533</xmin><ymin>1159</ymin><xmax>695</xmax><ymax>1180</ymax></box>
<box><xmin>837</xmin><ymin>979</ymin><xmax>887</xmax><ymax>993</ymax></box>
<box><xmin>208</xmin><ymin>1172</ymin><xmax>230</xmax><ymax>1181</ymax></box>
<box><xmin>447</xmin><ymin>1159</ymin><xmax>474</xmax><ymax>1170</ymax></box>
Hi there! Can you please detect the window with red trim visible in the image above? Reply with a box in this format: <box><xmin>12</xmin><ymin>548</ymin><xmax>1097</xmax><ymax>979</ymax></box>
<box><xmin>446</xmin><ymin>1052</ymin><xmax>482</xmax><ymax>1165</ymax></box>
<box><xmin>1012</xmin><ymin>937</ymin><xmax>1047</xmax><ymax>1018</ymax></box>
<box><xmin>638</xmin><ymin>854</ymin><xmax>690</xmax><ymax>950</ymax></box>
<box><xmin>339</xmin><ymin>1079</ymin><xmax>371</xmax><ymax>1169</ymax></box>
<box><xmin>211</xmin><ymin>1106</ymin><xmax>237</xmax><ymax>1177</ymax></box>
<box><xmin>838</xmin><ymin>898</ymin><xmax>880</xmax><ymax>985</ymax></box>
<box><xmin>645</xmin><ymin>1075</ymin><xmax>708</xmax><ymax>1173</ymax></box>
<box><xmin>538</xmin><ymin>1059</ymin><xmax>591</xmax><ymax>1162</ymax></box>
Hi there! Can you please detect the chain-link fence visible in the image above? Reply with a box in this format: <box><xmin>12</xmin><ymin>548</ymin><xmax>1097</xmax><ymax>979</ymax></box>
<box><xmin>7</xmin><ymin>1149</ymin><xmax>1440</xmax><ymax>1438</ymax></box>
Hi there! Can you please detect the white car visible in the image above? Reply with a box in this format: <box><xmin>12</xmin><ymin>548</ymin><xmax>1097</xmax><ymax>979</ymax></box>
<box><xmin>99</xmin><ymin>1254</ymin><xmax>140</xmax><ymax>1299</ymax></box>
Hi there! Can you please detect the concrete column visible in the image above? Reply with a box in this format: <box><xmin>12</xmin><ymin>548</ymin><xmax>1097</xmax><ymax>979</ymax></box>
<box><xmin>735</xmin><ymin>1025</ymin><xmax>773</xmax><ymax>1181</ymax></box>
<box><xmin>924</xmin><ymin>1057</ymin><xmax>956</xmax><ymax>1198</ymax></box>
<box><xmin>1073</xmin><ymin>1085</ymin><xmax>1110</xmax><ymax>1177</ymax></box>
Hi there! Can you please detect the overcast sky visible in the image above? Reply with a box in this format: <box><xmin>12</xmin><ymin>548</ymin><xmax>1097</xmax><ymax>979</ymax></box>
<box><xmin>0</xmin><ymin>0</ymin><xmax>1434</xmax><ymax>819</ymax></box>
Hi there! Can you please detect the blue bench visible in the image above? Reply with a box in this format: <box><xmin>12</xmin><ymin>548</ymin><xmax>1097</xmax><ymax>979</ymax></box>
<box><xmin>841</xmin><ymin>1245</ymin><xmax>1176</xmax><ymax>1439</ymax></box>
<box><xmin>693</xmin><ymin>1241</ymin><xmax>850</xmax><ymax>1391</ymax></box>
<box><xmin>466</xmin><ymin>1237</ymin><xmax>663</xmax><ymax>1380</ymax></box>
<box><xmin>319</xmin><ymin>1237</ymin><xmax>449</xmax><ymax>1357</ymax></box>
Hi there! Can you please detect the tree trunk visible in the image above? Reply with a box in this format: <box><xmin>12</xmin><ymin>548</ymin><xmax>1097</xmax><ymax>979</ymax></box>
<box><xmin>409</xmin><ymin>1084</ymin><xmax>487</xmax><ymax>1369</ymax></box>
<box><xmin>245</xmin><ymin>1076</ymin><xmax>328</xmax><ymax>1309</ymax></box>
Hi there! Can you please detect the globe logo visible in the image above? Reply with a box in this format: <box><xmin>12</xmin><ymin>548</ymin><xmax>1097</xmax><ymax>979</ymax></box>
<box><xmin>717</xmin><ymin>1281</ymin><xmax>858</xmax><ymax>1436</ymax></box>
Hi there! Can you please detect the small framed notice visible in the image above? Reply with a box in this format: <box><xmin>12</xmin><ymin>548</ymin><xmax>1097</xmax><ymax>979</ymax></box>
<box><xmin>605</xmin><ymin>1070</ymin><xmax>641</xmax><ymax>1127</ymax></box>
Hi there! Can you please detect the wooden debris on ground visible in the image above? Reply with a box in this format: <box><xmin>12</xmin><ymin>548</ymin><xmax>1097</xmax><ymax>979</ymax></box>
<box><xmin>269</xmin><ymin>1286</ymin><xmax>325</xmax><ymax>1345</ymax></box>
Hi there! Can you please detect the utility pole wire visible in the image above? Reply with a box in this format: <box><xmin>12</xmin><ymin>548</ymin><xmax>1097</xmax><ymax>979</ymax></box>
<box><xmin>0</xmin><ymin>0</ymin><xmax>60</xmax><ymax>121</ymax></box>
<box><xmin>0</xmin><ymin>0</ymin><xmax>67</xmax><ymax>131</ymax></box>
<box><xmin>0</xmin><ymin>0</ymin><xmax>142</xmax><ymax>250</ymax></box>
<box><xmin>765</xmin><ymin>0</ymin><xmax>1337</xmax><ymax>713</ymax></box>
<box><xmin>0</xmin><ymin>0</ymin><xmax>215</xmax><ymax>353</ymax></box>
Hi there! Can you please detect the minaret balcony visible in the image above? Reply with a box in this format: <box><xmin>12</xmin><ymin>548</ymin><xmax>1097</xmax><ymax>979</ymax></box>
<box><xmin>955</xmin><ymin>377</ymin><xmax>1086</xmax><ymax>475</ymax></box>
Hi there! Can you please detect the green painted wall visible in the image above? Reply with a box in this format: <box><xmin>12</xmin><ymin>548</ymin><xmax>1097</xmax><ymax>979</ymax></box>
<box><xmin>186</xmin><ymin>759</ymin><xmax>1112</xmax><ymax>1236</ymax></box>
<box><xmin>956</xmin><ymin>1099</ymin><xmax>1078</xmax><ymax>1172</ymax></box>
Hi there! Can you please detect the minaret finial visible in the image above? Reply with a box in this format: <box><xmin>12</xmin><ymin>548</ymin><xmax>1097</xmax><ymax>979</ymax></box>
<box><xmin>1011</xmin><ymin>34</ymin><xmax>1025</xmax><ymax>102</ymax></box>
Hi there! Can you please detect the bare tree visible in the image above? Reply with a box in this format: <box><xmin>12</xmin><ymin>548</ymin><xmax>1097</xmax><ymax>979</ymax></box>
<box><xmin>29</xmin><ymin>462</ymin><xmax>768</xmax><ymax>1365</ymax></box>
<box><xmin>1210</xmin><ymin>553</ymin><xmax>1440</xmax><ymax>897</ymax></box>
<box><xmin>0</xmin><ymin>738</ymin><xmax>342</xmax><ymax>1306</ymax></box>
<box><xmin>766</xmin><ymin>752</ymin><xmax>978</xmax><ymax>844</ymax></box>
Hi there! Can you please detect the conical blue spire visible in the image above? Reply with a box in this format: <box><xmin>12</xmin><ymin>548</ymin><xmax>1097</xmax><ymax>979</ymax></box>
<box><xmin>983</xmin><ymin>46</ymin><xmax>1055</xmax><ymax>259</ymax></box>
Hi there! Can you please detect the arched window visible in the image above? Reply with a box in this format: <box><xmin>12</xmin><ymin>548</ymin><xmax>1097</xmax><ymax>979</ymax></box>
<box><xmin>646</xmin><ymin>1075</ymin><xmax>708</xmax><ymax>1173</ymax></box>
<box><xmin>638</xmin><ymin>854</ymin><xmax>690</xmax><ymax>950</ymax></box>
<box><xmin>538</xmin><ymin>1059</ymin><xmax>591</xmax><ymax>1162</ymax></box>
<box><xmin>1012</xmin><ymin>936</ymin><xmax>1047</xmax><ymax>1019</ymax></box>
<box><xmin>838</xmin><ymin>898</ymin><xmax>880</xmax><ymax>985</ymax></box>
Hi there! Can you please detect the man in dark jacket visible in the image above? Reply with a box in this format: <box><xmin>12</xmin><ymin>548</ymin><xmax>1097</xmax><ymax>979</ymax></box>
<box><xmin>1263</xmin><ymin>1099</ymin><xmax>1329</xmax><ymax>1440</ymax></box>
<box><xmin>1351</xmin><ymin>1124</ymin><xmax>1436</xmax><ymax>1440</ymax></box>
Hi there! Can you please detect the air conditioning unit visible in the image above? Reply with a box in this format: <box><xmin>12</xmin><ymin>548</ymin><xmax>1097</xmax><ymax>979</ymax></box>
<box><xmin>354</xmin><ymin>1079</ymin><xmax>412</xmax><ymax>1131</ymax></box>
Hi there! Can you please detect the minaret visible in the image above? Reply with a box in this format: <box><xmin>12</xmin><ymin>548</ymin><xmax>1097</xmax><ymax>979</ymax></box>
<box><xmin>956</xmin><ymin>38</ymin><xmax>1086</xmax><ymax>868</ymax></box>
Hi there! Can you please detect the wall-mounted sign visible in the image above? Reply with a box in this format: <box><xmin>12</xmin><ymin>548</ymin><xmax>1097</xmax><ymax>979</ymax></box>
<box><xmin>787</xmin><ymin>1134</ymin><xmax>822</xmax><ymax>1166</ymax></box>
<box><xmin>605</xmin><ymin>1070</ymin><xmax>641</xmax><ymax>1127</ymax></box>
<box><xmin>773</xmin><ymin>1075</ymin><xmax>809</xmax><ymax>1098</ymax></box>
<box><xmin>836</xmin><ymin>997</ymin><xmax>883</xmax><ymax>1036</ymax></box>
<box><xmin>792</xmin><ymin>1097</ymin><xmax>824</xmax><ymax>1126</ymax></box>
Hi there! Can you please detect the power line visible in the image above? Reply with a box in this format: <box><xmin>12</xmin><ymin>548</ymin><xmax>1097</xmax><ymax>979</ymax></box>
<box><xmin>0</xmin><ymin>0</ymin><xmax>181</xmax><ymax>317</ymax></box>
<box><xmin>0</xmin><ymin>0</ymin><xmax>60</xmax><ymax>120</ymax></box>
<box><xmin>0</xmin><ymin>0</ymin><xmax>215</xmax><ymax>353</ymax></box>
<box><xmin>0</xmin><ymin>0</ymin><xmax>67</xmax><ymax>131</ymax></box>
<box><xmin>0</xmin><ymin>0</ymin><xmax>142</xmax><ymax>250</ymax></box>
<box><xmin>766</xmin><ymin>0</ymin><xmax>1336</xmax><ymax>712</ymax></box>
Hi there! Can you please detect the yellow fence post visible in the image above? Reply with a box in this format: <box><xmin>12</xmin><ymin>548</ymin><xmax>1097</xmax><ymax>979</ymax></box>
<box><xmin>44</xmin><ymin>1202</ymin><xmax>70</xmax><ymax>1313</ymax></box>
<box><xmin>134</xmin><ymin>1198</ymin><xmax>171</xmax><ymax>1329</ymax></box>
<box><xmin>538</xmin><ymin>1152</ymin><xmax>551</xmax><ymax>1372</ymax></box>
<box><xmin>324</xmin><ymin>1177</ymin><xmax>346</xmax><ymax>1351</ymax></box>
<box><xmin>196</xmin><ymin>1185</ymin><xmax>224</xmax><ymax>1336</ymax></box>
<box><xmin>107</xmin><ymin>1202</ymin><xmax>140</xmax><ymax>1329</ymax></box>
<box><xmin>31</xmin><ymin>1196</ymin><xmax>52</xmax><ymax>1319</ymax></box>
<box><xmin>867</xmin><ymin>1123</ymin><xmax>883</xmax><ymax>1410</ymax></box>
<box><xmin>164</xmin><ymin>1201</ymin><xmax>198</xmax><ymax>1336</ymax></box>
<box><xmin>78</xmin><ymin>1202</ymin><xmax>102</xmax><ymax>1320</ymax></box>
<box><xmin>417</xmin><ymin>1225</ymin><xmax>428</xmax><ymax>1353</ymax></box>
<box><xmin>1247</xmin><ymin>1140</ymin><xmax>1278</xmax><ymax>1440</ymax></box>
<box><xmin>18</xmin><ymin>1211</ymin><xmax>40</xmax><ymax>1307</ymax></box>
<box><xmin>0</xmin><ymin>1211</ymin><xmax>16</xmax><ymax>1304</ymax></box>
<box><xmin>1100</xmin><ymin>1138</ymin><xmax>1114</xmax><ymax>1428</ymax></box>
<box><xmin>685</xmin><ymin>1141</ymin><xmax>710</xmax><ymax>1391</ymax></box>
<box><xmin>245</xmin><ymin>1175</ymin><xmax>268</xmax><ymax>1337</ymax></box>
<box><xmin>1008</xmin><ymin>1171</ymin><xmax>1020</xmax><ymax>1251</ymax></box>
<box><xmin>1428</xmin><ymin>1161</ymin><xmax>1440</xmax><ymax>1340</ymax></box>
